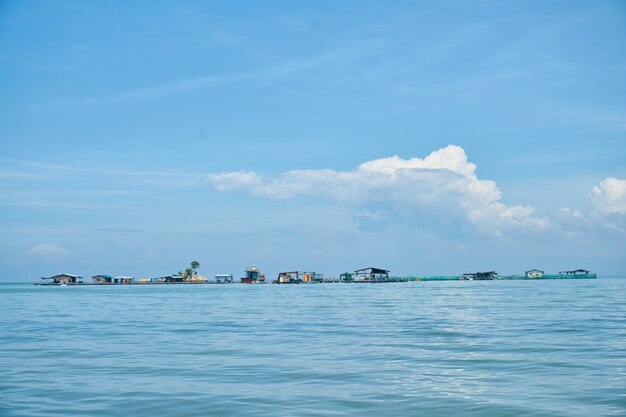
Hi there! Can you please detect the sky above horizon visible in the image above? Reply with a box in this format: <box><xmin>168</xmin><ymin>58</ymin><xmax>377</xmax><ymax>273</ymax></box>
<box><xmin>1</xmin><ymin>0</ymin><xmax>626</xmax><ymax>281</ymax></box>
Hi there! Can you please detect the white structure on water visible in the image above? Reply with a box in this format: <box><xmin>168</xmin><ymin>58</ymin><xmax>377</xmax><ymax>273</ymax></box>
<box><xmin>214</xmin><ymin>274</ymin><xmax>234</xmax><ymax>283</ymax></box>
<box><xmin>525</xmin><ymin>269</ymin><xmax>544</xmax><ymax>279</ymax></box>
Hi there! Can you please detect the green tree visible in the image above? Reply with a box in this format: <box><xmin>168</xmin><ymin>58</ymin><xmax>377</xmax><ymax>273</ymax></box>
<box><xmin>190</xmin><ymin>261</ymin><xmax>200</xmax><ymax>274</ymax></box>
<box><xmin>184</xmin><ymin>268</ymin><xmax>193</xmax><ymax>278</ymax></box>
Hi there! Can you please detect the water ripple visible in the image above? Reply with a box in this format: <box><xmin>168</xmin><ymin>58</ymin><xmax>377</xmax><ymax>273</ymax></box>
<box><xmin>1</xmin><ymin>279</ymin><xmax>625</xmax><ymax>416</ymax></box>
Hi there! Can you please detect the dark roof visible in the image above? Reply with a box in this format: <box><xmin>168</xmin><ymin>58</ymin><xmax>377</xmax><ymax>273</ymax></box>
<box><xmin>92</xmin><ymin>275</ymin><xmax>113</xmax><ymax>279</ymax></box>
<box><xmin>354</xmin><ymin>267</ymin><xmax>390</xmax><ymax>274</ymax></box>
<box><xmin>41</xmin><ymin>273</ymin><xmax>81</xmax><ymax>279</ymax></box>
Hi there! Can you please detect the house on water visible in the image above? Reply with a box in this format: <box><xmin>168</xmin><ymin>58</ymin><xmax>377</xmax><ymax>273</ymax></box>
<box><xmin>525</xmin><ymin>269</ymin><xmax>544</xmax><ymax>279</ymax></box>
<box><xmin>476</xmin><ymin>271</ymin><xmax>497</xmax><ymax>280</ymax></box>
<box><xmin>241</xmin><ymin>265</ymin><xmax>265</xmax><ymax>284</ymax></box>
<box><xmin>353</xmin><ymin>267</ymin><xmax>391</xmax><ymax>282</ymax></box>
<box><xmin>158</xmin><ymin>274</ymin><xmax>185</xmax><ymax>283</ymax></box>
<box><xmin>40</xmin><ymin>274</ymin><xmax>82</xmax><ymax>285</ymax></box>
<box><xmin>340</xmin><ymin>272</ymin><xmax>353</xmax><ymax>282</ymax></box>
<box><xmin>275</xmin><ymin>271</ymin><xmax>321</xmax><ymax>284</ymax></box>
<box><xmin>113</xmin><ymin>276</ymin><xmax>134</xmax><ymax>284</ymax></box>
<box><xmin>559</xmin><ymin>269</ymin><xmax>595</xmax><ymax>278</ymax></box>
<box><xmin>92</xmin><ymin>274</ymin><xmax>113</xmax><ymax>284</ymax></box>
<box><xmin>461</xmin><ymin>271</ymin><xmax>498</xmax><ymax>280</ymax></box>
<box><xmin>215</xmin><ymin>274</ymin><xmax>234</xmax><ymax>283</ymax></box>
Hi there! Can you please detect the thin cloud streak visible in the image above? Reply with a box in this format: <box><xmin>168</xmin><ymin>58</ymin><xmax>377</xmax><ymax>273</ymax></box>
<box><xmin>41</xmin><ymin>51</ymin><xmax>341</xmax><ymax>107</ymax></box>
<box><xmin>92</xmin><ymin>228</ymin><xmax>146</xmax><ymax>233</ymax></box>
<box><xmin>0</xmin><ymin>158</ymin><xmax>200</xmax><ymax>178</ymax></box>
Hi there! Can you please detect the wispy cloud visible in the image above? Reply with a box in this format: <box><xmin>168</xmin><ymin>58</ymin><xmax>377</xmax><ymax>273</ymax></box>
<box><xmin>27</xmin><ymin>244</ymin><xmax>72</xmax><ymax>259</ymax></box>
<box><xmin>0</xmin><ymin>200</ymin><xmax>106</xmax><ymax>209</ymax></box>
<box><xmin>0</xmin><ymin>171</ymin><xmax>51</xmax><ymax>180</ymax></box>
<box><xmin>0</xmin><ymin>158</ymin><xmax>201</xmax><ymax>180</ymax></box>
<box><xmin>201</xmin><ymin>32</ymin><xmax>248</xmax><ymax>47</ymax></box>
<box><xmin>40</xmin><ymin>51</ymin><xmax>341</xmax><ymax>107</ymax></box>
<box><xmin>92</xmin><ymin>228</ymin><xmax>146</xmax><ymax>233</ymax></box>
<box><xmin>0</xmin><ymin>50</ymin><xmax>78</xmax><ymax>72</ymax></box>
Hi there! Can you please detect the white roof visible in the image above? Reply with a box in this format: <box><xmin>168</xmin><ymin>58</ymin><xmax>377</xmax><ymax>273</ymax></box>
<box><xmin>45</xmin><ymin>273</ymin><xmax>80</xmax><ymax>278</ymax></box>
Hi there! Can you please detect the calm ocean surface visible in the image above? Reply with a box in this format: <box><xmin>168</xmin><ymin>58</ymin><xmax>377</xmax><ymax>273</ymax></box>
<box><xmin>1</xmin><ymin>279</ymin><xmax>625</xmax><ymax>417</ymax></box>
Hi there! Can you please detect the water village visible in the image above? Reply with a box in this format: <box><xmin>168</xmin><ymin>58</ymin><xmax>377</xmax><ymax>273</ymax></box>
<box><xmin>37</xmin><ymin>262</ymin><xmax>597</xmax><ymax>286</ymax></box>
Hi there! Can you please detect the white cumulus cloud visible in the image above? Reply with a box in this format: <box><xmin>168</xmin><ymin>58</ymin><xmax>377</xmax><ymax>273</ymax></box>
<box><xmin>27</xmin><ymin>244</ymin><xmax>73</xmax><ymax>258</ymax></box>
<box><xmin>589</xmin><ymin>177</ymin><xmax>626</xmax><ymax>215</ymax></box>
<box><xmin>583</xmin><ymin>177</ymin><xmax>626</xmax><ymax>234</ymax></box>
<box><xmin>205</xmin><ymin>145</ymin><xmax>547</xmax><ymax>236</ymax></box>
<box><xmin>554</xmin><ymin>177</ymin><xmax>626</xmax><ymax>236</ymax></box>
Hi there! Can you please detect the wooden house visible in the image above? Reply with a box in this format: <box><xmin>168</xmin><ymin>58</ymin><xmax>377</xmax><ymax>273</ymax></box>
<box><xmin>275</xmin><ymin>271</ymin><xmax>320</xmax><ymax>284</ymax></box>
<box><xmin>40</xmin><ymin>274</ymin><xmax>82</xmax><ymax>285</ymax></box>
<box><xmin>92</xmin><ymin>274</ymin><xmax>113</xmax><ymax>284</ymax></box>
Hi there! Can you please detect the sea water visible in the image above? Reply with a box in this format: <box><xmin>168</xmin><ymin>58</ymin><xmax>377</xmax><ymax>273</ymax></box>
<box><xmin>1</xmin><ymin>279</ymin><xmax>625</xmax><ymax>417</ymax></box>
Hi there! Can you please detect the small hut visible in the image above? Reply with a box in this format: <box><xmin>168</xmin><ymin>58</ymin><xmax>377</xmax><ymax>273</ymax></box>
<box><xmin>525</xmin><ymin>269</ymin><xmax>544</xmax><ymax>279</ymax></box>
<box><xmin>214</xmin><ymin>274</ymin><xmax>234</xmax><ymax>283</ymax></box>
<box><xmin>92</xmin><ymin>274</ymin><xmax>113</xmax><ymax>284</ymax></box>
<box><xmin>113</xmin><ymin>276</ymin><xmax>134</xmax><ymax>284</ymax></box>
<box><xmin>159</xmin><ymin>274</ymin><xmax>184</xmax><ymax>283</ymax></box>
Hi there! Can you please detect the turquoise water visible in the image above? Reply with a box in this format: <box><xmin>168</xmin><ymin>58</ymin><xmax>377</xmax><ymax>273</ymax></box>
<box><xmin>1</xmin><ymin>279</ymin><xmax>625</xmax><ymax>417</ymax></box>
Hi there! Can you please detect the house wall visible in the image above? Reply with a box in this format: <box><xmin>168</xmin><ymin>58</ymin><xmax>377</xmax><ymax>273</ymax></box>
<box><xmin>54</xmin><ymin>275</ymin><xmax>76</xmax><ymax>284</ymax></box>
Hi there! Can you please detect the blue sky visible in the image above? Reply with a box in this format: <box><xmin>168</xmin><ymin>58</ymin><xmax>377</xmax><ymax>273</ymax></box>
<box><xmin>1</xmin><ymin>0</ymin><xmax>625</xmax><ymax>281</ymax></box>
